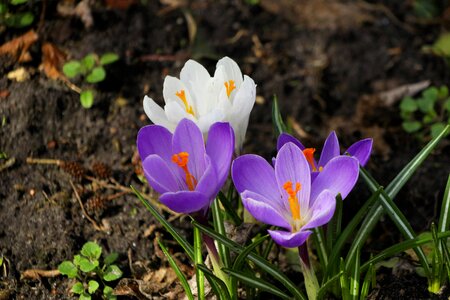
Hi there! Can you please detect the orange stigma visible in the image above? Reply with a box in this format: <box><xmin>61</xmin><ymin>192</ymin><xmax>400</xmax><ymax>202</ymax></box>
<box><xmin>283</xmin><ymin>181</ymin><xmax>301</xmax><ymax>221</ymax></box>
<box><xmin>224</xmin><ymin>80</ymin><xmax>236</xmax><ymax>97</ymax></box>
<box><xmin>171</xmin><ymin>152</ymin><xmax>197</xmax><ymax>190</ymax></box>
<box><xmin>175</xmin><ymin>90</ymin><xmax>195</xmax><ymax>116</ymax></box>
<box><xmin>303</xmin><ymin>148</ymin><xmax>317</xmax><ymax>171</ymax></box>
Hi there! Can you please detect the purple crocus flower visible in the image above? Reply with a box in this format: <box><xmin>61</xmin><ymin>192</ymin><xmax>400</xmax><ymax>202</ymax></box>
<box><xmin>277</xmin><ymin>131</ymin><xmax>372</xmax><ymax>179</ymax></box>
<box><xmin>232</xmin><ymin>142</ymin><xmax>359</xmax><ymax>248</ymax></box>
<box><xmin>137</xmin><ymin>118</ymin><xmax>234</xmax><ymax>214</ymax></box>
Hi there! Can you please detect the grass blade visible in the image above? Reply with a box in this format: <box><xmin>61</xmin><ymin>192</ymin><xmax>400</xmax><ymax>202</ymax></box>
<box><xmin>272</xmin><ymin>95</ymin><xmax>288</xmax><ymax>136</ymax></box>
<box><xmin>312</xmin><ymin>227</ymin><xmax>328</xmax><ymax>268</ymax></box>
<box><xmin>192</xmin><ymin>220</ymin><xmax>307</xmax><ymax>300</ymax></box>
<box><xmin>158</xmin><ymin>239</ymin><xmax>194</xmax><ymax>300</ymax></box>
<box><xmin>360</xmin><ymin>262</ymin><xmax>374</xmax><ymax>299</ymax></box>
<box><xmin>317</xmin><ymin>271</ymin><xmax>343</xmax><ymax>299</ymax></box>
<box><xmin>438</xmin><ymin>175</ymin><xmax>450</xmax><ymax>233</ymax></box>
<box><xmin>346</xmin><ymin>169</ymin><xmax>430</xmax><ymax>277</ymax></box>
<box><xmin>131</xmin><ymin>186</ymin><xmax>194</xmax><ymax>260</ymax></box>
<box><xmin>218</xmin><ymin>191</ymin><xmax>242</xmax><ymax>226</ymax></box>
<box><xmin>224</xmin><ymin>268</ymin><xmax>292</xmax><ymax>300</ymax></box>
<box><xmin>348</xmin><ymin>247</ymin><xmax>360</xmax><ymax>300</ymax></box>
<box><xmin>346</xmin><ymin>125</ymin><xmax>449</xmax><ymax>276</ymax></box>
<box><xmin>197</xmin><ymin>264</ymin><xmax>232</xmax><ymax>300</ymax></box>
<box><xmin>194</xmin><ymin>226</ymin><xmax>205</xmax><ymax>300</ymax></box>
<box><xmin>327</xmin><ymin>195</ymin><xmax>343</xmax><ymax>252</ymax></box>
<box><xmin>212</xmin><ymin>199</ymin><xmax>231</xmax><ymax>268</ymax></box>
<box><xmin>325</xmin><ymin>188</ymin><xmax>382</xmax><ymax>280</ymax></box>
<box><xmin>232</xmin><ymin>235</ymin><xmax>269</xmax><ymax>271</ymax></box>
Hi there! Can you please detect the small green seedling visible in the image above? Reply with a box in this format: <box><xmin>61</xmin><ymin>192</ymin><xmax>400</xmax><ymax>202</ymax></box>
<box><xmin>62</xmin><ymin>53</ymin><xmax>119</xmax><ymax>109</ymax></box>
<box><xmin>0</xmin><ymin>0</ymin><xmax>34</xmax><ymax>29</ymax></box>
<box><xmin>400</xmin><ymin>85</ymin><xmax>450</xmax><ymax>140</ymax></box>
<box><xmin>58</xmin><ymin>241</ymin><xmax>122</xmax><ymax>300</ymax></box>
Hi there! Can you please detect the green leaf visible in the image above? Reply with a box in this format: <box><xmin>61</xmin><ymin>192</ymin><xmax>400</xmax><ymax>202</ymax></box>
<box><xmin>438</xmin><ymin>86</ymin><xmax>449</xmax><ymax>99</ymax></box>
<box><xmin>211</xmin><ymin>200</ymin><xmax>231</xmax><ymax>269</ymax></box>
<box><xmin>317</xmin><ymin>271</ymin><xmax>344</xmax><ymax>299</ymax></box>
<box><xmin>400</xmin><ymin>97</ymin><xmax>418</xmax><ymax>113</ymax></box>
<box><xmin>192</xmin><ymin>220</ymin><xmax>307</xmax><ymax>300</ymax></box>
<box><xmin>423</xmin><ymin>87</ymin><xmax>439</xmax><ymax>102</ymax></box>
<box><xmin>103</xmin><ymin>286</ymin><xmax>116</xmax><ymax>300</ymax></box>
<box><xmin>438</xmin><ymin>175</ymin><xmax>450</xmax><ymax>234</ymax></box>
<box><xmin>103</xmin><ymin>265</ymin><xmax>122</xmax><ymax>281</ymax></box>
<box><xmin>0</xmin><ymin>4</ymin><xmax>7</xmax><ymax>14</ymax></box>
<box><xmin>431</xmin><ymin>123</ymin><xmax>446</xmax><ymax>139</ymax></box>
<box><xmin>193</xmin><ymin>226</ymin><xmax>205</xmax><ymax>300</ymax></box>
<box><xmin>71</xmin><ymin>282</ymin><xmax>84</xmax><ymax>294</ymax></box>
<box><xmin>79</xmin><ymin>292</ymin><xmax>91</xmax><ymax>300</ymax></box>
<box><xmin>88</xmin><ymin>280</ymin><xmax>99</xmax><ymax>294</ymax></box>
<box><xmin>58</xmin><ymin>261</ymin><xmax>78</xmax><ymax>278</ymax></box>
<box><xmin>423</xmin><ymin>114</ymin><xmax>435</xmax><ymax>124</ymax></box>
<box><xmin>81</xmin><ymin>54</ymin><xmax>96</xmax><ymax>70</ymax></box>
<box><xmin>417</xmin><ymin>98</ymin><xmax>435</xmax><ymax>113</ymax></box>
<box><xmin>104</xmin><ymin>252</ymin><xmax>119</xmax><ymax>266</ymax></box>
<box><xmin>10</xmin><ymin>0</ymin><xmax>28</xmax><ymax>4</ymax></box>
<box><xmin>100</xmin><ymin>53</ymin><xmax>119</xmax><ymax>65</ymax></box>
<box><xmin>131</xmin><ymin>186</ymin><xmax>194</xmax><ymax>261</ymax></box>
<box><xmin>272</xmin><ymin>95</ymin><xmax>288</xmax><ymax>137</ymax></box>
<box><xmin>86</xmin><ymin>67</ymin><xmax>106</xmax><ymax>83</ymax></box>
<box><xmin>232</xmin><ymin>235</ymin><xmax>268</xmax><ymax>271</ymax></box>
<box><xmin>80</xmin><ymin>90</ymin><xmax>94</xmax><ymax>109</ymax></box>
<box><xmin>158</xmin><ymin>240</ymin><xmax>194</xmax><ymax>300</ymax></box>
<box><xmin>63</xmin><ymin>61</ymin><xmax>81</xmax><ymax>78</ymax></box>
<box><xmin>402</xmin><ymin>121</ymin><xmax>422</xmax><ymax>133</ymax></box>
<box><xmin>196</xmin><ymin>264</ymin><xmax>231</xmax><ymax>300</ymax></box>
<box><xmin>432</xmin><ymin>33</ymin><xmax>450</xmax><ymax>57</ymax></box>
<box><xmin>224</xmin><ymin>268</ymin><xmax>291</xmax><ymax>300</ymax></box>
<box><xmin>73</xmin><ymin>254</ymin><xmax>82</xmax><ymax>266</ymax></box>
<box><xmin>81</xmin><ymin>242</ymin><xmax>102</xmax><ymax>260</ymax></box>
<box><xmin>360</xmin><ymin>263</ymin><xmax>374</xmax><ymax>299</ymax></box>
<box><xmin>217</xmin><ymin>191</ymin><xmax>242</xmax><ymax>226</ymax></box>
<box><xmin>17</xmin><ymin>12</ymin><xmax>34</xmax><ymax>27</ymax></box>
<box><xmin>78</xmin><ymin>256</ymin><xmax>98</xmax><ymax>273</ymax></box>
<box><xmin>444</xmin><ymin>99</ymin><xmax>450</xmax><ymax>112</ymax></box>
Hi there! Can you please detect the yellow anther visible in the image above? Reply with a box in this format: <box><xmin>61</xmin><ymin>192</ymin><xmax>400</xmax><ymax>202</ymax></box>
<box><xmin>283</xmin><ymin>181</ymin><xmax>301</xmax><ymax>221</ymax></box>
<box><xmin>224</xmin><ymin>80</ymin><xmax>236</xmax><ymax>98</ymax></box>
<box><xmin>303</xmin><ymin>148</ymin><xmax>317</xmax><ymax>172</ymax></box>
<box><xmin>172</xmin><ymin>152</ymin><xmax>197</xmax><ymax>191</ymax></box>
<box><xmin>175</xmin><ymin>90</ymin><xmax>195</xmax><ymax>116</ymax></box>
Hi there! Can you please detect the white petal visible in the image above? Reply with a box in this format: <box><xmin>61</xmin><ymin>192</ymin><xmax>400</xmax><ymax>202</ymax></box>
<box><xmin>163</xmin><ymin>76</ymin><xmax>196</xmax><ymax>113</ymax></box>
<box><xmin>232</xmin><ymin>75</ymin><xmax>256</xmax><ymax>116</ymax></box>
<box><xmin>197</xmin><ymin>109</ymin><xmax>225</xmax><ymax>133</ymax></box>
<box><xmin>143</xmin><ymin>96</ymin><xmax>175</xmax><ymax>131</ymax></box>
<box><xmin>164</xmin><ymin>101</ymin><xmax>195</xmax><ymax>124</ymax></box>
<box><xmin>180</xmin><ymin>59</ymin><xmax>211</xmax><ymax>86</ymax></box>
<box><xmin>217</xmin><ymin>56</ymin><xmax>243</xmax><ymax>87</ymax></box>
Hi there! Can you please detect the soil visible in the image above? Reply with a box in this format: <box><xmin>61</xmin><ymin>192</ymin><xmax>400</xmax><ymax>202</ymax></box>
<box><xmin>1</xmin><ymin>0</ymin><xmax>450</xmax><ymax>299</ymax></box>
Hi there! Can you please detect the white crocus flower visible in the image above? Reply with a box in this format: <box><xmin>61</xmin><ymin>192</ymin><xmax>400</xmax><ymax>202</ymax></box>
<box><xmin>143</xmin><ymin>57</ymin><xmax>256</xmax><ymax>150</ymax></box>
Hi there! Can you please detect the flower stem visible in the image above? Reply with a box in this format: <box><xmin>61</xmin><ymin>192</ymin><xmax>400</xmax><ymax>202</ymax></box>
<box><xmin>298</xmin><ymin>243</ymin><xmax>319</xmax><ymax>300</ymax></box>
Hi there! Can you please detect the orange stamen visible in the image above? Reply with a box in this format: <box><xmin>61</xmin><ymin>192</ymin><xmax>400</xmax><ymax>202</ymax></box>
<box><xmin>224</xmin><ymin>80</ymin><xmax>236</xmax><ymax>97</ymax></box>
<box><xmin>283</xmin><ymin>181</ymin><xmax>301</xmax><ymax>221</ymax></box>
<box><xmin>175</xmin><ymin>90</ymin><xmax>195</xmax><ymax>116</ymax></box>
<box><xmin>171</xmin><ymin>152</ymin><xmax>197</xmax><ymax>190</ymax></box>
<box><xmin>303</xmin><ymin>148</ymin><xmax>317</xmax><ymax>172</ymax></box>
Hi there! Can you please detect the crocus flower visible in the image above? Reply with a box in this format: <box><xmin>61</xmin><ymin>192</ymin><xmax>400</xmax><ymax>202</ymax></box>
<box><xmin>137</xmin><ymin>118</ymin><xmax>234</xmax><ymax>214</ymax></box>
<box><xmin>143</xmin><ymin>57</ymin><xmax>256</xmax><ymax>150</ymax></box>
<box><xmin>232</xmin><ymin>142</ymin><xmax>359</xmax><ymax>248</ymax></box>
<box><xmin>277</xmin><ymin>131</ymin><xmax>372</xmax><ymax>179</ymax></box>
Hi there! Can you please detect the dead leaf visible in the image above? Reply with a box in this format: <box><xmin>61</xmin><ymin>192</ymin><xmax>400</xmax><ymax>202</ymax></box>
<box><xmin>377</xmin><ymin>80</ymin><xmax>430</xmax><ymax>107</ymax></box>
<box><xmin>0</xmin><ymin>90</ymin><xmax>10</xmax><ymax>99</ymax></box>
<box><xmin>260</xmin><ymin>0</ymin><xmax>373</xmax><ymax>31</ymax></box>
<box><xmin>21</xmin><ymin>269</ymin><xmax>60</xmax><ymax>280</ymax></box>
<box><xmin>7</xmin><ymin>67</ymin><xmax>30</xmax><ymax>82</ymax></box>
<box><xmin>40</xmin><ymin>42</ymin><xmax>67</xmax><ymax>80</ymax></box>
<box><xmin>0</xmin><ymin>30</ymin><xmax>38</xmax><ymax>63</ymax></box>
<box><xmin>105</xmin><ymin>0</ymin><xmax>135</xmax><ymax>10</ymax></box>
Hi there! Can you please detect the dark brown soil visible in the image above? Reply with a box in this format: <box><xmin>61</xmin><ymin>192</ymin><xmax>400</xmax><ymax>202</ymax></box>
<box><xmin>1</xmin><ymin>0</ymin><xmax>450</xmax><ymax>299</ymax></box>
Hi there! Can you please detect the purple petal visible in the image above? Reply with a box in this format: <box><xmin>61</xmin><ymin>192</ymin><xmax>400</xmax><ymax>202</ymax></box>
<box><xmin>310</xmin><ymin>156</ymin><xmax>359</xmax><ymax>205</ymax></box>
<box><xmin>172</xmin><ymin>119</ymin><xmax>207</xmax><ymax>180</ymax></box>
<box><xmin>160</xmin><ymin>191</ymin><xmax>209</xmax><ymax>214</ymax></box>
<box><xmin>302</xmin><ymin>190</ymin><xmax>336</xmax><ymax>231</ymax></box>
<box><xmin>275</xmin><ymin>143</ymin><xmax>311</xmax><ymax>212</ymax></box>
<box><xmin>195</xmin><ymin>156</ymin><xmax>219</xmax><ymax>200</ymax></box>
<box><xmin>346</xmin><ymin>138</ymin><xmax>373</xmax><ymax>166</ymax></box>
<box><xmin>143</xmin><ymin>155</ymin><xmax>182</xmax><ymax>193</ymax></box>
<box><xmin>277</xmin><ymin>133</ymin><xmax>305</xmax><ymax>151</ymax></box>
<box><xmin>268</xmin><ymin>229</ymin><xmax>312</xmax><ymax>248</ymax></box>
<box><xmin>206</xmin><ymin>122</ymin><xmax>235</xmax><ymax>189</ymax></box>
<box><xmin>241</xmin><ymin>191</ymin><xmax>291</xmax><ymax>230</ymax></box>
<box><xmin>318</xmin><ymin>131</ymin><xmax>340</xmax><ymax>168</ymax></box>
<box><xmin>232</xmin><ymin>154</ymin><xmax>279</xmax><ymax>201</ymax></box>
<box><xmin>137</xmin><ymin>125</ymin><xmax>173</xmax><ymax>163</ymax></box>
